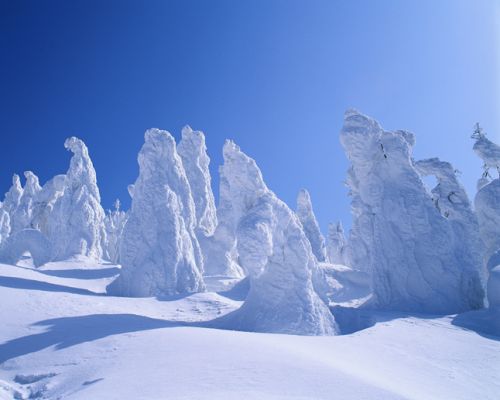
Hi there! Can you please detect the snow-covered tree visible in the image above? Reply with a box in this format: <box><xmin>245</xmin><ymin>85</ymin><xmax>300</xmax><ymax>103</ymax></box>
<box><xmin>10</xmin><ymin>171</ymin><xmax>41</xmax><ymax>233</ymax></box>
<box><xmin>215</xmin><ymin>141</ymin><xmax>337</xmax><ymax>335</ymax></box>
<box><xmin>0</xmin><ymin>209</ymin><xmax>10</xmax><ymax>245</ymax></box>
<box><xmin>103</xmin><ymin>199</ymin><xmax>128</xmax><ymax>264</ymax></box>
<box><xmin>107</xmin><ymin>129</ymin><xmax>204</xmax><ymax>297</ymax></box>
<box><xmin>2</xmin><ymin>174</ymin><xmax>23</xmax><ymax>216</ymax></box>
<box><xmin>341</xmin><ymin>109</ymin><xmax>484</xmax><ymax>313</ymax></box>
<box><xmin>177</xmin><ymin>125</ymin><xmax>217</xmax><ymax>237</ymax></box>
<box><xmin>296</xmin><ymin>189</ymin><xmax>326</xmax><ymax>262</ymax></box>
<box><xmin>45</xmin><ymin>137</ymin><xmax>106</xmax><ymax>261</ymax></box>
<box><xmin>326</xmin><ymin>221</ymin><xmax>346</xmax><ymax>265</ymax></box>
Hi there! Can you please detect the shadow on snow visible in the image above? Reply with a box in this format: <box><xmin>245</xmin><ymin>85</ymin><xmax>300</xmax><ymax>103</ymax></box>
<box><xmin>0</xmin><ymin>276</ymin><xmax>102</xmax><ymax>296</ymax></box>
<box><xmin>39</xmin><ymin>267</ymin><xmax>120</xmax><ymax>280</ymax></box>
<box><xmin>0</xmin><ymin>314</ymin><xmax>184</xmax><ymax>364</ymax></box>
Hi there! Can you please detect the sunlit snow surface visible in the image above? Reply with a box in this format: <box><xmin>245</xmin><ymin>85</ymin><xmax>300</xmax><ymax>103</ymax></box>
<box><xmin>0</xmin><ymin>259</ymin><xmax>499</xmax><ymax>400</ymax></box>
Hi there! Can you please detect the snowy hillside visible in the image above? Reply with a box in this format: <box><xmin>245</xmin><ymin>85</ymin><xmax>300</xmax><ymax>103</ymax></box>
<box><xmin>1</xmin><ymin>259</ymin><xmax>499</xmax><ymax>400</ymax></box>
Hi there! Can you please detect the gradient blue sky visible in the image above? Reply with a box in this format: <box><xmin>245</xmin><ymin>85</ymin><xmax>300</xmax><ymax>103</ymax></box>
<box><xmin>1</xmin><ymin>0</ymin><xmax>498</xmax><ymax>232</ymax></box>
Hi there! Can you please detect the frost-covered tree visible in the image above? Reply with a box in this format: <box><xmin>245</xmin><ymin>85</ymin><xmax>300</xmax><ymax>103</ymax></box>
<box><xmin>178</xmin><ymin>125</ymin><xmax>217</xmax><ymax>237</ymax></box>
<box><xmin>296</xmin><ymin>189</ymin><xmax>326</xmax><ymax>262</ymax></box>
<box><xmin>472</xmin><ymin>123</ymin><xmax>500</xmax><ymax>180</ymax></box>
<box><xmin>472</xmin><ymin>125</ymin><xmax>500</xmax><ymax>269</ymax></box>
<box><xmin>2</xmin><ymin>174</ymin><xmax>23</xmax><ymax>216</ymax></box>
<box><xmin>46</xmin><ymin>137</ymin><xmax>106</xmax><ymax>260</ymax></box>
<box><xmin>107</xmin><ymin>129</ymin><xmax>204</xmax><ymax>297</ymax></box>
<box><xmin>0</xmin><ymin>209</ymin><xmax>10</xmax><ymax>245</ymax></box>
<box><xmin>201</xmin><ymin>140</ymin><xmax>255</xmax><ymax>278</ymax></box>
<box><xmin>10</xmin><ymin>171</ymin><xmax>42</xmax><ymax>233</ymax></box>
<box><xmin>215</xmin><ymin>141</ymin><xmax>337</xmax><ymax>335</ymax></box>
<box><xmin>341</xmin><ymin>109</ymin><xmax>484</xmax><ymax>314</ymax></box>
<box><xmin>326</xmin><ymin>221</ymin><xmax>346</xmax><ymax>265</ymax></box>
<box><xmin>103</xmin><ymin>199</ymin><xmax>128</xmax><ymax>264</ymax></box>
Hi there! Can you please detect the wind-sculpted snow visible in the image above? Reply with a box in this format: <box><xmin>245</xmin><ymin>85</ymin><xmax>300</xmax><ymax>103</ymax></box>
<box><xmin>472</xmin><ymin>128</ymin><xmax>500</xmax><ymax>180</ymax></box>
<box><xmin>30</xmin><ymin>174</ymin><xmax>66</xmax><ymax>239</ymax></box>
<box><xmin>10</xmin><ymin>171</ymin><xmax>41</xmax><ymax>233</ymax></box>
<box><xmin>178</xmin><ymin>126</ymin><xmax>217</xmax><ymax>236</ymax></box>
<box><xmin>0</xmin><ymin>209</ymin><xmax>10</xmax><ymax>245</ymax></box>
<box><xmin>2</xmin><ymin>174</ymin><xmax>23</xmax><ymax>216</ymax></box>
<box><xmin>103</xmin><ymin>200</ymin><xmax>128</xmax><ymax>264</ymax></box>
<box><xmin>215</xmin><ymin>141</ymin><xmax>337</xmax><ymax>335</ymax></box>
<box><xmin>415</xmin><ymin>158</ymin><xmax>485</xmax><ymax>283</ymax></box>
<box><xmin>296</xmin><ymin>189</ymin><xmax>326</xmax><ymax>262</ymax></box>
<box><xmin>45</xmin><ymin>137</ymin><xmax>106</xmax><ymax>261</ymax></box>
<box><xmin>0</xmin><ymin>228</ymin><xmax>52</xmax><ymax>267</ymax></box>
<box><xmin>107</xmin><ymin>129</ymin><xmax>204</xmax><ymax>297</ymax></box>
<box><xmin>201</xmin><ymin>140</ymin><xmax>259</xmax><ymax>278</ymax></box>
<box><xmin>326</xmin><ymin>222</ymin><xmax>346</xmax><ymax>265</ymax></box>
<box><xmin>340</xmin><ymin>109</ymin><xmax>484</xmax><ymax>314</ymax></box>
<box><xmin>473</xmin><ymin>134</ymin><xmax>500</xmax><ymax>270</ymax></box>
<box><xmin>488</xmin><ymin>265</ymin><xmax>500</xmax><ymax>309</ymax></box>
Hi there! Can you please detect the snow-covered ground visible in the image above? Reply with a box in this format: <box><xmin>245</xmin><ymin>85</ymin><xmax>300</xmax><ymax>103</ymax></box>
<box><xmin>1</xmin><ymin>259</ymin><xmax>499</xmax><ymax>400</ymax></box>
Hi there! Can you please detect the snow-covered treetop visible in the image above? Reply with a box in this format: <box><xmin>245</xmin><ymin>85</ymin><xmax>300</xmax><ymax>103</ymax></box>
<box><xmin>22</xmin><ymin>171</ymin><xmax>42</xmax><ymax>198</ymax></box>
<box><xmin>138</xmin><ymin>128</ymin><xmax>197</xmax><ymax>228</ymax></box>
<box><xmin>471</xmin><ymin>124</ymin><xmax>500</xmax><ymax>181</ymax></box>
<box><xmin>222</xmin><ymin>140</ymin><xmax>268</xmax><ymax>199</ymax></box>
<box><xmin>64</xmin><ymin>136</ymin><xmax>101</xmax><ymax>201</ymax></box>
<box><xmin>178</xmin><ymin>125</ymin><xmax>217</xmax><ymax>236</ymax></box>
<box><xmin>296</xmin><ymin>189</ymin><xmax>326</xmax><ymax>262</ymax></box>
<box><xmin>3</xmin><ymin>174</ymin><xmax>23</xmax><ymax>213</ymax></box>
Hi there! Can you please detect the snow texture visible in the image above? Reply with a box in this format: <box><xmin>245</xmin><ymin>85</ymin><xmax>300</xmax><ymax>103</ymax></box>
<box><xmin>214</xmin><ymin>141</ymin><xmax>337</xmax><ymax>335</ymax></box>
<box><xmin>296</xmin><ymin>189</ymin><xmax>326</xmax><ymax>262</ymax></box>
<box><xmin>107</xmin><ymin>128</ymin><xmax>205</xmax><ymax>297</ymax></box>
<box><xmin>326</xmin><ymin>221</ymin><xmax>347</xmax><ymax>265</ymax></box>
<box><xmin>341</xmin><ymin>109</ymin><xmax>484</xmax><ymax>313</ymax></box>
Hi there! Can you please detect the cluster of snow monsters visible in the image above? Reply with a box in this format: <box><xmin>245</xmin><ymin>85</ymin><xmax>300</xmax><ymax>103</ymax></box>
<box><xmin>0</xmin><ymin>138</ymin><xmax>107</xmax><ymax>266</ymax></box>
<box><xmin>1</xmin><ymin>110</ymin><xmax>499</xmax><ymax>334</ymax></box>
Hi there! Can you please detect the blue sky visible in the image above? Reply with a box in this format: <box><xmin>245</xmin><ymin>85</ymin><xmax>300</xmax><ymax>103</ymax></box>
<box><xmin>1</xmin><ymin>0</ymin><xmax>498</xmax><ymax>232</ymax></box>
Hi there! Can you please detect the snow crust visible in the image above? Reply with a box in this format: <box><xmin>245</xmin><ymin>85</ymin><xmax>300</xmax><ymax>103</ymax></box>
<box><xmin>107</xmin><ymin>129</ymin><xmax>205</xmax><ymax>297</ymax></box>
<box><xmin>341</xmin><ymin>109</ymin><xmax>484</xmax><ymax>313</ymax></box>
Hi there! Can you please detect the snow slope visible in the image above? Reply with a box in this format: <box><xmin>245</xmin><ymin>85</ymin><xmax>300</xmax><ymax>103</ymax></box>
<box><xmin>1</xmin><ymin>259</ymin><xmax>499</xmax><ymax>400</ymax></box>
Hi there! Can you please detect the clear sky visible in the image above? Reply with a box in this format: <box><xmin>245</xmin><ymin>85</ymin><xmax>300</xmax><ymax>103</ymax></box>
<box><xmin>1</xmin><ymin>0</ymin><xmax>498</xmax><ymax>232</ymax></box>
